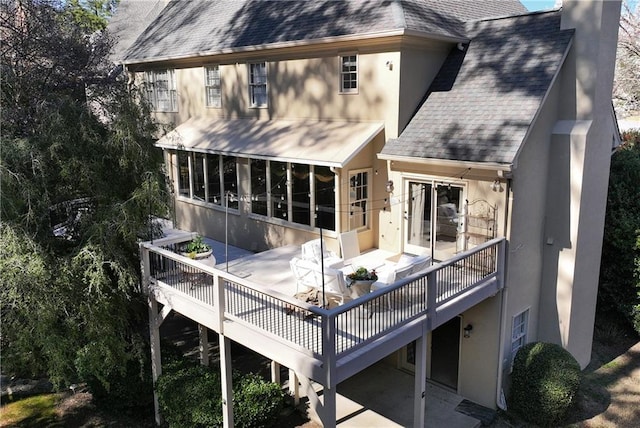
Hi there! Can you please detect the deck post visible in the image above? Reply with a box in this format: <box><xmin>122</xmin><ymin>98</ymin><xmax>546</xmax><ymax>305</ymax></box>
<box><xmin>141</xmin><ymin>244</ymin><xmax>163</xmax><ymax>426</ymax></box>
<box><xmin>270</xmin><ymin>361</ymin><xmax>280</xmax><ymax>384</ymax></box>
<box><xmin>198</xmin><ymin>324</ymin><xmax>209</xmax><ymax>366</ymax></box>
<box><xmin>413</xmin><ymin>327</ymin><xmax>428</xmax><ymax>427</ymax></box>
<box><xmin>289</xmin><ymin>369</ymin><xmax>300</xmax><ymax>405</ymax></box>
<box><xmin>219</xmin><ymin>334</ymin><xmax>234</xmax><ymax>428</ymax></box>
<box><xmin>321</xmin><ymin>312</ymin><xmax>337</xmax><ymax>428</ymax></box>
<box><xmin>426</xmin><ymin>269</ymin><xmax>438</xmax><ymax>330</ymax></box>
<box><xmin>148</xmin><ymin>296</ymin><xmax>163</xmax><ymax>426</ymax></box>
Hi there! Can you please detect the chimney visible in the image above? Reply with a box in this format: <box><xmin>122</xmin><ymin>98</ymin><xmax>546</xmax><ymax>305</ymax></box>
<box><xmin>560</xmin><ymin>0</ymin><xmax>621</xmax><ymax>121</ymax></box>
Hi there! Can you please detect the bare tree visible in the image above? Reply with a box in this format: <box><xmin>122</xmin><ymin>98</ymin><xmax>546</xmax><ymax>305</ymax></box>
<box><xmin>614</xmin><ymin>0</ymin><xmax>640</xmax><ymax>117</ymax></box>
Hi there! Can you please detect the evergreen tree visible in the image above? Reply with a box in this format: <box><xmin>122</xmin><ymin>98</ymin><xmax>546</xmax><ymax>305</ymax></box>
<box><xmin>0</xmin><ymin>0</ymin><xmax>169</xmax><ymax>404</ymax></box>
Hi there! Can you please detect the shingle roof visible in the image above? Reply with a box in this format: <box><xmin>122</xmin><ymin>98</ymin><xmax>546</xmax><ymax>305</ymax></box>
<box><xmin>380</xmin><ymin>11</ymin><xmax>573</xmax><ymax>165</ymax></box>
<box><xmin>107</xmin><ymin>0</ymin><xmax>166</xmax><ymax>63</ymax></box>
<box><xmin>121</xmin><ymin>0</ymin><xmax>526</xmax><ymax>63</ymax></box>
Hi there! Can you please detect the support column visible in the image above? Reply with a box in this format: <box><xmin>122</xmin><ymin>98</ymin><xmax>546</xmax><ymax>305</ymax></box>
<box><xmin>322</xmin><ymin>386</ymin><xmax>337</xmax><ymax>428</ymax></box>
<box><xmin>219</xmin><ymin>334</ymin><xmax>234</xmax><ymax>428</ymax></box>
<box><xmin>413</xmin><ymin>331</ymin><xmax>428</xmax><ymax>427</ymax></box>
<box><xmin>289</xmin><ymin>369</ymin><xmax>300</xmax><ymax>406</ymax></box>
<box><xmin>198</xmin><ymin>324</ymin><xmax>209</xmax><ymax>366</ymax></box>
<box><xmin>270</xmin><ymin>361</ymin><xmax>280</xmax><ymax>384</ymax></box>
<box><xmin>149</xmin><ymin>297</ymin><xmax>162</xmax><ymax>426</ymax></box>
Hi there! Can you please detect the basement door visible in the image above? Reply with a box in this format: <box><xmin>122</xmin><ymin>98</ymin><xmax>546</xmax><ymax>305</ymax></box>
<box><xmin>430</xmin><ymin>317</ymin><xmax>461</xmax><ymax>390</ymax></box>
<box><xmin>399</xmin><ymin>317</ymin><xmax>461</xmax><ymax>391</ymax></box>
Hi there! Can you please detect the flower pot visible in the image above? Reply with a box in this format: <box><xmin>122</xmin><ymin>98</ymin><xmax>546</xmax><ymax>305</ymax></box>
<box><xmin>181</xmin><ymin>249</ymin><xmax>213</xmax><ymax>260</ymax></box>
<box><xmin>349</xmin><ymin>280</ymin><xmax>374</xmax><ymax>298</ymax></box>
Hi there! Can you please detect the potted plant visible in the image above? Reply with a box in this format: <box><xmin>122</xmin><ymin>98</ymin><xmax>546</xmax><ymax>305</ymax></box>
<box><xmin>180</xmin><ymin>235</ymin><xmax>213</xmax><ymax>260</ymax></box>
<box><xmin>346</xmin><ymin>267</ymin><xmax>378</xmax><ymax>297</ymax></box>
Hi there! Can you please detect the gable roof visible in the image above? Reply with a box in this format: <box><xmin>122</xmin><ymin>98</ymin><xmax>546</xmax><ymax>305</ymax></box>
<box><xmin>380</xmin><ymin>11</ymin><xmax>574</xmax><ymax>166</ymax></box>
<box><xmin>121</xmin><ymin>0</ymin><xmax>526</xmax><ymax>64</ymax></box>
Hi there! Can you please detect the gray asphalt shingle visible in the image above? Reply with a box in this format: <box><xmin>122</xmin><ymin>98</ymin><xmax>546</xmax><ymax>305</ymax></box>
<box><xmin>381</xmin><ymin>11</ymin><xmax>573</xmax><ymax>165</ymax></box>
<box><xmin>121</xmin><ymin>0</ymin><xmax>526</xmax><ymax>63</ymax></box>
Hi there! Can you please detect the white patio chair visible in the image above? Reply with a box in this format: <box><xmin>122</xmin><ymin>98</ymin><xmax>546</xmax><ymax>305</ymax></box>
<box><xmin>372</xmin><ymin>263</ymin><xmax>414</xmax><ymax>310</ymax></box>
<box><xmin>301</xmin><ymin>239</ymin><xmax>343</xmax><ymax>268</ymax></box>
<box><xmin>410</xmin><ymin>254</ymin><xmax>432</xmax><ymax>274</ymax></box>
<box><xmin>339</xmin><ymin>230</ymin><xmax>360</xmax><ymax>262</ymax></box>
<box><xmin>290</xmin><ymin>257</ymin><xmax>317</xmax><ymax>293</ymax></box>
<box><xmin>315</xmin><ymin>268</ymin><xmax>350</xmax><ymax>306</ymax></box>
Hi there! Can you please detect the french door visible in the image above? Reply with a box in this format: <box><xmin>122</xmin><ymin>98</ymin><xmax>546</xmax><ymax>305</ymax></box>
<box><xmin>404</xmin><ymin>180</ymin><xmax>464</xmax><ymax>261</ymax></box>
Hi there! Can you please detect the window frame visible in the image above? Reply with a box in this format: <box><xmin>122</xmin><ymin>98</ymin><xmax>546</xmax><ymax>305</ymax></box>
<box><xmin>175</xmin><ymin>151</ymin><xmax>238</xmax><ymax>211</ymax></box>
<box><xmin>510</xmin><ymin>308</ymin><xmax>529</xmax><ymax>365</ymax></box>
<box><xmin>204</xmin><ymin>65</ymin><xmax>222</xmax><ymax>108</ymax></box>
<box><xmin>339</xmin><ymin>54</ymin><xmax>358</xmax><ymax>94</ymax></box>
<box><xmin>248</xmin><ymin>161</ymin><xmax>336</xmax><ymax>231</ymax></box>
<box><xmin>144</xmin><ymin>69</ymin><xmax>178</xmax><ymax>112</ymax></box>
<box><xmin>348</xmin><ymin>168</ymin><xmax>371</xmax><ymax>230</ymax></box>
<box><xmin>248</xmin><ymin>61</ymin><xmax>268</xmax><ymax>108</ymax></box>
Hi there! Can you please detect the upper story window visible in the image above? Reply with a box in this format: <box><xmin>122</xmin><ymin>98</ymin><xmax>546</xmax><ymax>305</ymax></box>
<box><xmin>249</xmin><ymin>62</ymin><xmax>267</xmax><ymax>107</ymax></box>
<box><xmin>510</xmin><ymin>309</ymin><xmax>529</xmax><ymax>365</ymax></box>
<box><xmin>340</xmin><ymin>54</ymin><xmax>358</xmax><ymax>93</ymax></box>
<box><xmin>144</xmin><ymin>69</ymin><xmax>177</xmax><ymax>112</ymax></box>
<box><xmin>349</xmin><ymin>170</ymin><xmax>369</xmax><ymax>229</ymax></box>
<box><xmin>204</xmin><ymin>65</ymin><xmax>221</xmax><ymax>108</ymax></box>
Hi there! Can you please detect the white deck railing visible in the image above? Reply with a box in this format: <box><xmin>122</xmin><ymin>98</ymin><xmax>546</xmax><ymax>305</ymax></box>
<box><xmin>141</xmin><ymin>236</ymin><xmax>506</xmax><ymax>361</ymax></box>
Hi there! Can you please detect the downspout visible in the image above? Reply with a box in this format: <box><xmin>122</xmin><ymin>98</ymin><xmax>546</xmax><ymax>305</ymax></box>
<box><xmin>495</xmin><ymin>178</ymin><xmax>512</xmax><ymax>410</ymax></box>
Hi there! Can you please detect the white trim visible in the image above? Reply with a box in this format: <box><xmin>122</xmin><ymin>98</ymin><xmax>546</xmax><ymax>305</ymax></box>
<box><xmin>204</xmin><ymin>64</ymin><xmax>222</xmax><ymax>108</ymax></box>
<box><xmin>339</xmin><ymin>53</ymin><xmax>359</xmax><ymax>94</ymax></box>
<box><xmin>380</xmin><ymin>153</ymin><xmax>513</xmax><ymax>172</ymax></box>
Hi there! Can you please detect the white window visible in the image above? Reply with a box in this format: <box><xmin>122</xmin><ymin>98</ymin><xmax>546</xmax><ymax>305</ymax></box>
<box><xmin>204</xmin><ymin>65</ymin><xmax>221</xmax><ymax>108</ymax></box>
<box><xmin>511</xmin><ymin>309</ymin><xmax>529</xmax><ymax>363</ymax></box>
<box><xmin>340</xmin><ymin>54</ymin><xmax>358</xmax><ymax>93</ymax></box>
<box><xmin>349</xmin><ymin>170</ymin><xmax>369</xmax><ymax>229</ymax></box>
<box><xmin>144</xmin><ymin>69</ymin><xmax>177</xmax><ymax>112</ymax></box>
<box><xmin>249</xmin><ymin>62</ymin><xmax>267</xmax><ymax>107</ymax></box>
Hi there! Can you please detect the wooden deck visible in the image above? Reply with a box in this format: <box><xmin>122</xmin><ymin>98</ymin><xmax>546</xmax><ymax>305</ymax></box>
<box><xmin>141</xmin><ymin>234</ymin><xmax>506</xmax><ymax>427</ymax></box>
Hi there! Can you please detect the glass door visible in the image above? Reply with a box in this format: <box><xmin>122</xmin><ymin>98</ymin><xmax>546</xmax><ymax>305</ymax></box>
<box><xmin>405</xmin><ymin>182</ymin><xmax>432</xmax><ymax>256</ymax></box>
<box><xmin>404</xmin><ymin>180</ymin><xmax>464</xmax><ymax>261</ymax></box>
<box><xmin>434</xmin><ymin>184</ymin><xmax>463</xmax><ymax>261</ymax></box>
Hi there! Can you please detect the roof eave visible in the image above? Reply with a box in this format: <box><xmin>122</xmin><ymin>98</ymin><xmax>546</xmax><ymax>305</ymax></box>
<box><xmin>377</xmin><ymin>153</ymin><xmax>513</xmax><ymax>172</ymax></box>
<box><xmin>123</xmin><ymin>28</ymin><xmax>466</xmax><ymax>66</ymax></box>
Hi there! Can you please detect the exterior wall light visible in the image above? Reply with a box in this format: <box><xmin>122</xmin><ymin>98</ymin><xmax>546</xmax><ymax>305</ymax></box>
<box><xmin>386</xmin><ymin>180</ymin><xmax>394</xmax><ymax>193</ymax></box>
<box><xmin>490</xmin><ymin>179</ymin><xmax>504</xmax><ymax>192</ymax></box>
<box><xmin>463</xmin><ymin>324</ymin><xmax>473</xmax><ymax>338</ymax></box>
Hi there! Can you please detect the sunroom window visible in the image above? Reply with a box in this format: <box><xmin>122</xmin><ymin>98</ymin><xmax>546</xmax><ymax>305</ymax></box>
<box><xmin>176</xmin><ymin>151</ymin><xmax>336</xmax><ymax>230</ymax></box>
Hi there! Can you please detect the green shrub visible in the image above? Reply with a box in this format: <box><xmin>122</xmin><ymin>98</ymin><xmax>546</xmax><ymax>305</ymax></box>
<box><xmin>156</xmin><ymin>362</ymin><xmax>286</xmax><ymax>428</ymax></box>
<box><xmin>600</xmin><ymin>138</ymin><xmax>640</xmax><ymax>335</ymax></box>
<box><xmin>156</xmin><ymin>362</ymin><xmax>223</xmax><ymax>427</ymax></box>
<box><xmin>233</xmin><ymin>373</ymin><xmax>285</xmax><ymax>428</ymax></box>
<box><xmin>509</xmin><ymin>342</ymin><xmax>582</xmax><ymax>426</ymax></box>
